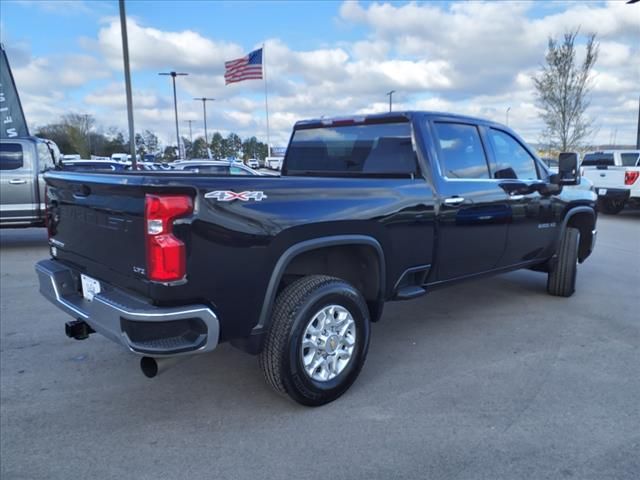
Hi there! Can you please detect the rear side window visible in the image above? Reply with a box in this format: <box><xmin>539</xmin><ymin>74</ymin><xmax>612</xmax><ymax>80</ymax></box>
<box><xmin>0</xmin><ymin>143</ymin><xmax>24</xmax><ymax>170</ymax></box>
<box><xmin>487</xmin><ymin>129</ymin><xmax>538</xmax><ymax>180</ymax></box>
<box><xmin>582</xmin><ymin>153</ymin><xmax>614</xmax><ymax>167</ymax></box>
<box><xmin>621</xmin><ymin>153</ymin><xmax>640</xmax><ymax>167</ymax></box>
<box><xmin>286</xmin><ymin>122</ymin><xmax>416</xmax><ymax>176</ymax></box>
<box><xmin>432</xmin><ymin>122</ymin><xmax>489</xmax><ymax>179</ymax></box>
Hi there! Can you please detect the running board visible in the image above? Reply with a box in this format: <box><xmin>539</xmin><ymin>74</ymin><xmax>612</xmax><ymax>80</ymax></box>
<box><xmin>394</xmin><ymin>285</ymin><xmax>427</xmax><ymax>300</ymax></box>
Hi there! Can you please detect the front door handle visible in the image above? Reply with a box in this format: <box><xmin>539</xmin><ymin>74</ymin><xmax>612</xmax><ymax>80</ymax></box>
<box><xmin>444</xmin><ymin>197</ymin><xmax>465</xmax><ymax>206</ymax></box>
<box><xmin>509</xmin><ymin>194</ymin><xmax>525</xmax><ymax>201</ymax></box>
<box><xmin>8</xmin><ymin>179</ymin><xmax>27</xmax><ymax>185</ymax></box>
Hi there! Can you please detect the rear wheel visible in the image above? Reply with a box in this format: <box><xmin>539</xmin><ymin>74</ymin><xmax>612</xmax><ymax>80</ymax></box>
<box><xmin>547</xmin><ymin>227</ymin><xmax>580</xmax><ymax>297</ymax></box>
<box><xmin>259</xmin><ymin>275</ymin><xmax>371</xmax><ymax>406</ymax></box>
<box><xmin>599</xmin><ymin>198</ymin><xmax>625</xmax><ymax>215</ymax></box>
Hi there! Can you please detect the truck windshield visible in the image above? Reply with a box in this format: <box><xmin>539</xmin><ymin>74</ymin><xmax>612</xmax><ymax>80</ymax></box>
<box><xmin>285</xmin><ymin>122</ymin><xmax>417</xmax><ymax>176</ymax></box>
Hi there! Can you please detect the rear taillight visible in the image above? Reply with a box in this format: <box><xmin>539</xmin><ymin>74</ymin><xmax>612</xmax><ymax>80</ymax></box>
<box><xmin>624</xmin><ymin>171</ymin><xmax>639</xmax><ymax>185</ymax></box>
<box><xmin>144</xmin><ymin>194</ymin><xmax>193</xmax><ymax>282</ymax></box>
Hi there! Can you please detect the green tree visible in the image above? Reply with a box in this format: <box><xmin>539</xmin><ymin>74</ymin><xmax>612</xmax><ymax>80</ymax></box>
<box><xmin>135</xmin><ymin>133</ymin><xmax>146</xmax><ymax>158</ymax></box>
<box><xmin>241</xmin><ymin>136</ymin><xmax>259</xmax><ymax>160</ymax></box>
<box><xmin>103</xmin><ymin>130</ymin><xmax>128</xmax><ymax>157</ymax></box>
<box><xmin>226</xmin><ymin>133</ymin><xmax>242</xmax><ymax>158</ymax></box>
<box><xmin>532</xmin><ymin>30</ymin><xmax>599</xmax><ymax>151</ymax></box>
<box><xmin>143</xmin><ymin>130</ymin><xmax>159</xmax><ymax>154</ymax></box>
<box><xmin>163</xmin><ymin>145</ymin><xmax>178</xmax><ymax>161</ymax></box>
<box><xmin>191</xmin><ymin>137</ymin><xmax>208</xmax><ymax>158</ymax></box>
<box><xmin>209</xmin><ymin>132</ymin><xmax>224</xmax><ymax>159</ymax></box>
<box><xmin>181</xmin><ymin>136</ymin><xmax>192</xmax><ymax>160</ymax></box>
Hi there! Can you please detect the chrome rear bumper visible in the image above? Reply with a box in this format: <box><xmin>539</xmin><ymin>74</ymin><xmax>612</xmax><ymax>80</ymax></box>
<box><xmin>35</xmin><ymin>259</ymin><xmax>219</xmax><ymax>356</ymax></box>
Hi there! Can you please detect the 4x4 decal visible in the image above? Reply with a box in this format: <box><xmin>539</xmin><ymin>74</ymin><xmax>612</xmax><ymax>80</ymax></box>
<box><xmin>205</xmin><ymin>190</ymin><xmax>268</xmax><ymax>202</ymax></box>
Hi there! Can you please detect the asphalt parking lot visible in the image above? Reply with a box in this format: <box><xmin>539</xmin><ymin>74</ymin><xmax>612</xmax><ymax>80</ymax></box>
<box><xmin>1</xmin><ymin>211</ymin><xmax>639</xmax><ymax>480</ymax></box>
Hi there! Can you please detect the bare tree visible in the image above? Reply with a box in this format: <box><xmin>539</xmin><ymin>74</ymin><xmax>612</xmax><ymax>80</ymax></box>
<box><xmin>533</xmin><ymin>30</ymin><xmax>599</xmax><ymax>152</ymax></box>
<box><xmin>62</xmin><ymin>113</ymin><xmax>95</xmax><ymax>157</ymax></box>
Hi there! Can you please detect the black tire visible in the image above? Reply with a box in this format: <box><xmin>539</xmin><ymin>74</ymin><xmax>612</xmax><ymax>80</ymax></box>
<box><xmin>547</xmin><ymin>227</ymin><xmax>580</xmax><ymax>297</ymax></box>
<box><xmin>599</xmin><ymin>198</ymin><xmax>625</xmax><ymax>215</ymax></box>
<box><xmin>259</xmin><ymin>275</ymin><xmax>371</xmax><ymax>406</ymax></box>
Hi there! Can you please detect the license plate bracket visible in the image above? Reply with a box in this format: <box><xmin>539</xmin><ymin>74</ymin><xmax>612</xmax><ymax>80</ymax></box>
<box><xmin>80</xmin><ymin>274</ymin><xmax>101</xmax><ymax>301</ymax></box>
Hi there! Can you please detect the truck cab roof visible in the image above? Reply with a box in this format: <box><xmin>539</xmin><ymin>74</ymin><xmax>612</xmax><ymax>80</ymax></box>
<box><xmin>294</xmin><ymin>111</ymin><xmax>504</xmax><ymax>130</ymax></box>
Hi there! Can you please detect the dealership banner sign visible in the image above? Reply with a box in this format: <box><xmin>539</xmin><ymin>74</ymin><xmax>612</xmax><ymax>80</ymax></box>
<box><xmin>0</xmin><ymin>43</ymin><xmax>29</xmax><ymax>139</ymax></box>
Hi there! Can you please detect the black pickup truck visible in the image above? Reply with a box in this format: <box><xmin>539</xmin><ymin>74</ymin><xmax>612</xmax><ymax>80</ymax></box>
<box><xmin>36</xmin><ymin>112</ymin><xmax>598</xmax><ymax>405</ymax></box>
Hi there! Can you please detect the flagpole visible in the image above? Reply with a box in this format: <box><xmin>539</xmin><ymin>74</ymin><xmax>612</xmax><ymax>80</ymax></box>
<box><xmin>263</xmin><ymin>43</ymin><xmax>271</xmax><ymax>157</ymax></box>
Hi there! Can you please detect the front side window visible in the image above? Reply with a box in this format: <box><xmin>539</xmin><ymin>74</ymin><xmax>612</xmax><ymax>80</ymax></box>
<box><xmin>0</xmin><ymin>143</ymin><xmax>24</xmax><ymax>170</ymax></box>
<box><xmin>487</xmin><ymin>129</ymin><xmax>538</xmax><ymax>180</ymax></box>
<box><xmin>286</xmin><ymin>122</ymin><xmax>417</xmax><ymax>176</ymax></box>
<box><xmin>432</xmin><ymin>122</ymin><xmax>489</xmax><ymax>179</ymax></box>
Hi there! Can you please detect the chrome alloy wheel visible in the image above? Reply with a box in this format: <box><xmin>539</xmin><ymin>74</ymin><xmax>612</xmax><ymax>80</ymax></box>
<box><xmin>300</xmin><ymin>304</ymin><xmax>357</xmax><ymax>382</ymax></box>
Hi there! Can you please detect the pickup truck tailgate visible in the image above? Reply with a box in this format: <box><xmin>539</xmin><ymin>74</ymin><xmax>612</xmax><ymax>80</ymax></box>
<box><xmin>583</xmin><ymin>167</ymin><xmax>625</xmax><ymax>189</ymax></box>
<box><xmin>46</xmin><ymin>173</ymin><xmax>148</xmax><ymax>285</ymax></box>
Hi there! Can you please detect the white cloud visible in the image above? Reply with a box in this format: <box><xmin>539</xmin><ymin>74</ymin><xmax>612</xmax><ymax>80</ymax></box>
<box><xmin>96</xmin><ymin>17</ymin><xmax>244</xmax><ymax>72</ymax></box>
<box><xmin>6</xmin><ymin>1</ymin><xmax>639</xmax><ymax>147</ymax></box>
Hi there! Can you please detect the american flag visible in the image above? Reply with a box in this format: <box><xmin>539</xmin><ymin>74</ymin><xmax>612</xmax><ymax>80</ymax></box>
<box><xmin>224</xmin><ymin>48</ymin><xmax>263</xmax><ymax>85</ymax></box>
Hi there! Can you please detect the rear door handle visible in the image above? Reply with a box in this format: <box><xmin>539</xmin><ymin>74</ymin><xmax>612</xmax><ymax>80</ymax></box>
<box><xmin>8</xmin><ymin>179</ymin><xmax>27</xmax><ymax>185</ymax></box>
<box><xmin>444</xmin><ymin>197</ymin><xmax>465</xmax><ymax>206</ymax></box>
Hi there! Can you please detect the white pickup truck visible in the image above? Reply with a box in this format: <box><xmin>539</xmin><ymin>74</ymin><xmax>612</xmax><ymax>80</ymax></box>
<box><xmin>581</xmin><ymin>150</ymin><xmax>640</xmax><ymax>214</ymax></box>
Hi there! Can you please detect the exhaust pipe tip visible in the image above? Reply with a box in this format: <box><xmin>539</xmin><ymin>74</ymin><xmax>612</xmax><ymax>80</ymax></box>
<box><xmin>140</xmin><ymin>356</ymin><xmax>186</xmax><ymax>378</ymax></box>
<box><xmin>140</xmin><ymin>356</ymin><xmax>160</xmax><ymax>378</ymax></box>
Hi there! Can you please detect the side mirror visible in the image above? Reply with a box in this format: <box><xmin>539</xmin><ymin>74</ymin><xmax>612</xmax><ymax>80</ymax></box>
<box><xmin>556</xmin><ymin>152</ymin><xmax>580</xmax><ymax>186</ymax></box>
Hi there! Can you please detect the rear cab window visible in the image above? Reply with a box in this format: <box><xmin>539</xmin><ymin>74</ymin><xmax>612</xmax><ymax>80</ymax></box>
<box><xmin>285</xmin><ymin>121</ymin><xmax>417</xmax><ymax>176</ymax></box>
<box><xmin>0</xmin><ymin>143</ymin><xmax>24</xmax><ymax>170</ymax></box>
<box><xmin>582</xmin><ymin>153</ymin><xmax>614</xmax><ymax>167</ymax></box>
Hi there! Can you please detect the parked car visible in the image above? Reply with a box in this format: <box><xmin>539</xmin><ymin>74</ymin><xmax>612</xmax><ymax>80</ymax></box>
<box><xmin>110</xmin><ymin>153</ymin><xmax>129</xmax><ymax>163</ymax></box>
<box><xmin>265</xmin><ymin>156</ymin><xmax>283</xmax><ymax>170</ymax></box>
<box><xmin>173</xmin><ymin>160</ymin><xmax>260</xmax><ymax>175</ymax></box>
<box><xmin>581</xmin><ymin>150</ymin><xmax>640</xmax><ymax>214</ymax></box>
<box><xmin>0</xmin><ymin>136</ymin><xmax>59</xmax><ymax>227</ymax></box>
<box><xmin>36</xmin><ymin>111</ymin><xmax>597</xmax><ymax>405</ymax></box>
<box><xmin>246</xmin><ymin>158</ymin><xmax>260</xmax><ymax>169</ymax></box>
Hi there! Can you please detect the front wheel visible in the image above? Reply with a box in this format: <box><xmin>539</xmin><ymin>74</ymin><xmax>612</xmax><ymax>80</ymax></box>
<box><xmin>547</xmin><ymin>227</ymin><xmax>580</xmax><ymax>297</ymax></box>
<box><xmin>259</xmin><ymin>275</ymin><xmax>371</xmax><ymax>406</ymax></box>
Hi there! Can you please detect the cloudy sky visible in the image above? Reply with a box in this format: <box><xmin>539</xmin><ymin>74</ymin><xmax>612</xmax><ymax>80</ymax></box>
<box><xmin>1</xmin><ymin>0</ymin><xmax>639</xmax><ymax>149</ymax></box>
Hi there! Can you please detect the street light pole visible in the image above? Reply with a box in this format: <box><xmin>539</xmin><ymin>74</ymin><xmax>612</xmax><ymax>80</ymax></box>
<box><xmin>506</xmin><ymin>106</ymin><xmax>511</xmax><ymax>126</ymax></box>
<box><xmin>184</xmin><ymin>120</ymin><xmax>195</xmax><ymax>159</ymax></box>
<box><xmin>386</xmin><ymin>90</ymin><xmax>396</xmax><ymax>112</ymax></box>
<box><xmin>194</xmin><ymin>97</ymin><xmax>214</xmax><ymax>145</ymax></box>
<box><xmin>185</xmin><ymin>120</ymin><xmax>194</xmax><ymax>142</ymax></box>
<box><xmin>159</xmin><ymin>71</ymin><xmax>188</xmax><ymax>159</ymax></box>
<box><xmin>119</xmin><ymin>0</ymin><xmax>137</xmax><ymax>169</ymax></box>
